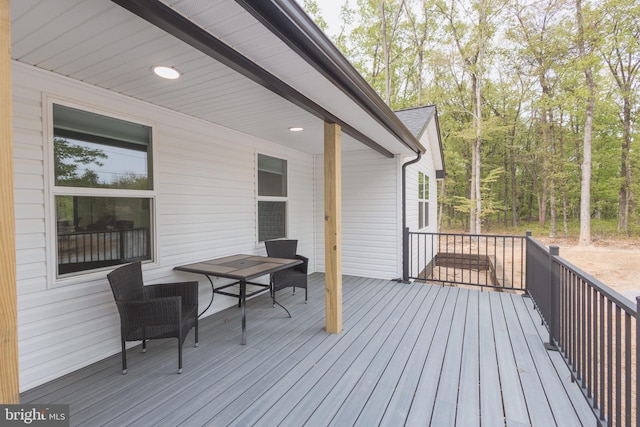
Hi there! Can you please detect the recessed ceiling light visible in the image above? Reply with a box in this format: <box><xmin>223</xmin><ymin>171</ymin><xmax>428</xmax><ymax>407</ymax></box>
<box><xmin>152</xmin><ymin>66</ymin><xmax>181</xmax><ymax>80</ymax></box>
<box><xmin>289</xmin><ymin>127</ymin><xmax>304</xmax><ymax>132</ymax></box>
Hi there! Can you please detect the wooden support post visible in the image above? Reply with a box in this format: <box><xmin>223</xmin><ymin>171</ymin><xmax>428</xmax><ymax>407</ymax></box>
<box><xmin>0</xmin><ymin>0</ymin><xmax>20</xmax><ymax>404</ymax></box>
<box><xmin>324</xmin><ymin>121</ymin><xmax>342</xmax><ymax>334</ymax></box>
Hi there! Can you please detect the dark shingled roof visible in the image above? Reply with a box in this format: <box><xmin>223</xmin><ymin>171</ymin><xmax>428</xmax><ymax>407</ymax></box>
<box><xmin>394</xmin><ymin>105</ymin><xmax>436</xmax><ymax>139</ymax></box>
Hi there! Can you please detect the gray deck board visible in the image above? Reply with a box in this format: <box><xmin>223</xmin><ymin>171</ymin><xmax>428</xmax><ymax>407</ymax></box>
<box><xmin>478</xmin><ymin>290</ymin><xmax>506</xmax><ymax>426</ymax></box>
<box><xmin>292</xmin><ymin>284</ymin><xmax>426</xmax><ymax>427</ymax></box>
<box><xmin>260</xmin><ymin>280</ymin><xmax>404</xmax><ymax>425</ymax></box>
<box><xmin>490</xmin><ymin>291</ymin><xmax>530</xmax><ymax>426</ymax></box>
<box><xmin>520</xmin><ymin>295</ymin><xmax>599</xmax><ymax>426</ymax></box>
<box><xmin>320</xmin><ymin>284</ymin><xmax>436</xmax><ymax>426</ymax></box>
<box><xmin>428</xmin><ymin>289</ymin><xmax>470</xmax><ymax>426</ymax></box>
<box><xmin>510</xmin><ymin>293</ymin><xmax>583</xmax><ymax>427</ymax></box>
<box><xmin>20</xmin><ymin>274</ymin><xmax>597</xmax><ymax>426</ymax></box>
<box><xmin>216</xmin><ymin>278</ymin><xmax>398</xmax><ymax>427</ymax></box>
<box><xmin>501</xmin><ymin>291</ymin><xmax>557</xmax><ymax>426</ymax></box>
<box><xmin>377</xmin><ymin>286</ymin><xmax>455</xmax><ymax>427</ymax></box>
<box><xmin>121</xmin><ymin>275</ymin><xmax>375</xmax><ymax>427</ymax></box>
<box><xmin>351</xmin><ymin>284</ymin><xmax>443</xmax><ymax>427</ymax></box>
<box><xmin>456</xmin><ymin>288</ymin><xmax>480</xmax><ymax>427</ymax></box>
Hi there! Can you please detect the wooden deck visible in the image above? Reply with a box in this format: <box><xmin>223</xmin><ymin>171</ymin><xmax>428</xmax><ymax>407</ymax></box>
<box><xmin>21</xmin><ymin>274</ymin><xmax>596</xmax><ymax>426</ymax></box>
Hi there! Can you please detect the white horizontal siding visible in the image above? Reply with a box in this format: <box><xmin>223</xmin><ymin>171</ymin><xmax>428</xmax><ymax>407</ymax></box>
<box><xmin>315</xmin><ymin>150</ymin><xmax>402</xmax><ymax>279</ymax></box>
<box><xmin>13</xmin><ymin>63</ymin><xmax>315</xmax><ymax>391</ymax></box>
<box><xmin>406</xmin><ymin>127</ymin><xmax>440</xmax><ymax>277</ymax></box>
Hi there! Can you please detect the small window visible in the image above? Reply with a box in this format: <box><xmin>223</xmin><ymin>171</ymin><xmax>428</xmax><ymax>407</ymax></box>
<box><xmin>257</xmin><ymin>154</ymin><xmax>287</xmax><ymax>242</ymax></box>
<box><xmin>52</xmin><ymin>104</ymin><xmax>154</xmax><ymax>277</ymax></box>
<box><xmin>418</xmin><ymin>172</ymin><xmax>429</xmax><ymax>229</ymax></box>
<box><xmin>258</xmin><ymin>154</ymin><xmax>287</xmax><ymax>196</ymax></box>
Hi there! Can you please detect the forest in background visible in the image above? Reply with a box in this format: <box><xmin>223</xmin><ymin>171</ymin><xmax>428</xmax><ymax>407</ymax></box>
<box><xmin>303</xmin><ymin>0</ymin><xmax>640</xmax><ymax>241</ymax></box>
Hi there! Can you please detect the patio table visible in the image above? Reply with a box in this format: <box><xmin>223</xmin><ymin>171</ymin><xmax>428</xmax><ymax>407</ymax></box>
<box><xmin>174</xmin><ymin>254</ymin><xmax>302</xmax><ymax>344</ymax></box>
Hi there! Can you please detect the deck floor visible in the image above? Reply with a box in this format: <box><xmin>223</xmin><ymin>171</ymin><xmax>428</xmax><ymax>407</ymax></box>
<box><xmin>21</xmin><ymin>273</ymin><xmax>596</xmax><ymax>426</ymax></box>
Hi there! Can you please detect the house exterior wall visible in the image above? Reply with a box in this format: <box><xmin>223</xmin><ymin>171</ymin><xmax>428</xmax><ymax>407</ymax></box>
<box><xmin>314</xmin><ymin>150</ymin><xmax>403</xmax><ymax>280</ymax></box>
<box><xmin>405</xmin><ymin>134</ymin><xmax>439</xmax><ymax>278</ymax></box>
<box><xmin>12</xmin><ymin>62</ymin><xmax>430</xmax><ymax>391</ymax></box>
<box><xmin>12</xmin><ymin>63</ymin><xmax>315</xmax><ymax>391</ymax></box>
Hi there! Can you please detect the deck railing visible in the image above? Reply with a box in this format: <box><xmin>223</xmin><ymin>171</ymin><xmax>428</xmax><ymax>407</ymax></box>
<box><xmin>526</xmin><ymin>235</ymin><xmax>639</xmax><ymax>427</ymax></box>
<box><xmin>404</xmin><ymin>229</ymin><xmax>526</xmax><ymax>291</ymax></box>
<box><xmin>57</xmin><ymin>227</ymin><xmax>150</xmax><ymax>274</ymax></box>
<box><xmin>406</xmin><ymin>230</ymin><xmax>638</xmax><ymax>426</ymax></box>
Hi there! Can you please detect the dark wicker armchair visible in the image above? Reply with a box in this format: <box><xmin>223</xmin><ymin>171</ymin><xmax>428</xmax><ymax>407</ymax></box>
<box><xmin>107</xmin><ymin>262</ymin><xmax>199</xmax><ymax>374</ymax></box>
<box><xmin>265</xmin><ymin>239</ymin><xmax>308</xmax><ymax>315</ymax></box>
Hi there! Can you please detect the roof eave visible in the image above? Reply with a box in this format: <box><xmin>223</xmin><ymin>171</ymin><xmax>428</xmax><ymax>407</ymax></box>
<box><xmin>235</xmin><ymin>0</ymin><xmax>424</xmax><ymax>155</ymax></box>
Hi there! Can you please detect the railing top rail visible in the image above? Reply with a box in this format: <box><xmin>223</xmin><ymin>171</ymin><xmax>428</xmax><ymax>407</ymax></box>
<box><xmin>525</xmin><ymin>235</ymin><xmax>548</xmax><ymax>252</ymax></box>
<box><xmin>528</xmin><ymin>235</ymin><xmax>637</xmax><ymax>315</ymax></box>
<box><xmin>553</xmin><ymin>253</ymin><xmax>636</xmax><ymax>315</ymax></box>
<box><xmin>59</xmin><ymin>227</ymin><xmax>147</xmax><ymax>236</ymax></box>
<box><xmin>410</xmin><ymin>231</ymin><xmax>526</xmax><ymax>240</ymax></box>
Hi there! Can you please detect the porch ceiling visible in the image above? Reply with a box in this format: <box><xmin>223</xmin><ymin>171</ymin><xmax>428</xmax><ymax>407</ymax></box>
<box><xmin>10</xmin><ymin>0</ymin><xmax>420</xmax><ymax>157</ymax></box>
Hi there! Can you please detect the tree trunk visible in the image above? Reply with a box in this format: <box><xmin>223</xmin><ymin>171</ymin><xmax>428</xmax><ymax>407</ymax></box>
<box><xmin>618</xmin><ymin>97</ymin><xmax>632</xmax><ymax>235</ymax></box>
<box><xmin>548</xmin><ymin>111</ymin><xmax>557</xmax><ymax>238</ymax></box>
<box><xmin>576</xmin><ymin>0</ymin><xmax>594</xmax><ymax>246</ymax></box>
<box><xmin>470</xmin><ymin>72</ymin><xmax>483</xmax><ymax>235</ymax></box>
<box><xmin>559</xmin><ymin>112</ymin><xmax>569</xmax><ymax>237</ymax></box>
<box><xmin>504</xmin><ymin>147</ymin><xmax>509</xmax><ymax>228</ymax></box>
<box><xmin>511</xmin><ymin>149</ymin><xmax>518</xmax><ymax>227</ymax></box>
<box><xmin>539</xmin><ymin>127</ymin><xmax>549</xmax><ymax>226</ymax></box>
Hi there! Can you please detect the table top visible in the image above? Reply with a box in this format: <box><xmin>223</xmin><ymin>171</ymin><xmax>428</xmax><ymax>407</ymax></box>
<box><xmin>173</xmin><ymin>254</ymin><xmax>302</xmax><ymax>281</ymax></box>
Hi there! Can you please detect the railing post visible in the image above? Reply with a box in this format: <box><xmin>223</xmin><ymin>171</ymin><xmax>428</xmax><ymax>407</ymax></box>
<box><xmin>545</xmin><ymin>245</ymin><xmax>560</xmax><ymax>351</ymax></box>
<box><xmin>523</xmin><ymin>231</ymin><xmax>532</xmax><ymax>296</ymax></box>
<box><xmin>402</xmin><ymin>227</ymin><xmax>409</xmax><ymax>282</ymax></box>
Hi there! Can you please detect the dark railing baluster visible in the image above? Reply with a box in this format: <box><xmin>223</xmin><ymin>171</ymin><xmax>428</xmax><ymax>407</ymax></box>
<box><xmin>57</xmin><ymin>228</ymin><xmax>151</xmax><ymax>273</ymax></box>
<box><xmin>585</xmin><ymin>287</ymin><xmax>596</xmax><ymax>398</ymax></box>
<box><xmin>624</xmin><ymin>312</ymin><xmax>631</xmax><ymax>427</ymax></box>
<box><xmin>406</xmin><ymin>231</ymin><xmax>526</xmax><ymax>290</ymax></box>
<box><xmin>600</xmin><ymin>292</ymin><xmax>606</xmax><ymax>421</ymax></box>
<box><xmin>616</xmin><ymin>308</ymin><xmax>622</xmax><ymax>425</ymax></box>
<box><xmin>608</xmin><ymin>301</ymin><xmax>613</xmax><ymax>424</ymax></box>
<box><xmin>632</xmin><ymin>297</ymin><xmax>640</xmax><ymax>427</ymax></box>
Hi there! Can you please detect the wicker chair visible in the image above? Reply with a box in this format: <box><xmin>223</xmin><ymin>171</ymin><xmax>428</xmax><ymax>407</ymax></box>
<box><xmin>265</xmin><ymin>240</ymin><xmax>308</xmax><ymax>316</ymax></box>
<box><xmin>107</xmin><ymin>262</ymin><xmax>198</xmax><ymax>374</ymax></box>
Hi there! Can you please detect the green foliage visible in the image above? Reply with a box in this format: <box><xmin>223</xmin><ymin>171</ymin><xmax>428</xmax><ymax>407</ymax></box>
<box><xmin>302</xmin><ymin>0</ymin><xmax>640</xmax><ymax>235</ymax></box>
<box><xmin>303</xmin><ymin>0</ymin><xmax>329</xmax><ymax>32</ymax></box>
<box><xmin>54</xmin><ymin>137</ymin><xmax>148</xmax><ymax>189</ymax></box>
<box><xmin>54</xmin><ymin>137</ymin><xmax>107</xmax><ymax>186</ymax></box>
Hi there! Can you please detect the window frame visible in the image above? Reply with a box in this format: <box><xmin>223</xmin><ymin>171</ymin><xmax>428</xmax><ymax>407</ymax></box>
<box><xmin>256</xmin><ymin>152</ymin><xmax>289</xmax><ymax>244</ymax></box>
<box><xmin>46</xmin><ymin>98</ymin><xmax>158</xmax><ymax>285</ymax></box>
<box><xmin>418</xmin><ymin>171</ymin><xmax>429</xmax><ymax>230</ymax></box>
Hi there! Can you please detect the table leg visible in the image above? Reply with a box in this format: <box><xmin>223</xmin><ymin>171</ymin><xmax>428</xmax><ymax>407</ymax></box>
<box><xmin>240</xmin><ymin>279</ymin><xmax>246</xmax><ymax>345</ymax></box>
<box><xmin>198</xmin><ymin>275</ymin><xmax>216</xmax><ymax>318</ymax></box>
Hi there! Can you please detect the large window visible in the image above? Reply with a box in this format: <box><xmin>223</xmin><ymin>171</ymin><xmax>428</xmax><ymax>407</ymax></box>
<box><xmin>257</xmin><ymin>154</ymin><xmax>287</xmax><ymax>242</ymax></box>
<box><xmin>52</xmin><ymin>103</ymin><xmax>154</xmax><ymax>277</ymax></box>
<box><xmin>418</xmin><ymin>171</ymin><xmax>429</xmax><ymax>229</ymax></box>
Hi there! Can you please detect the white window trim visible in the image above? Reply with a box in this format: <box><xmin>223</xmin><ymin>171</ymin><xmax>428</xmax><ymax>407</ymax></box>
<box><xmin>418</xmin><ymin>171</ymin><xmax>429</xmax><ymax>230</ymax></box>
<box><xmin>255</xmin><ymin>151</ymin><xmax>289</xmax><ymax>246</ymax></box>
<box><xmin>44</xmin><ymin>96</ymin><xmax>159</xmax><ymax>287</ymax></box>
